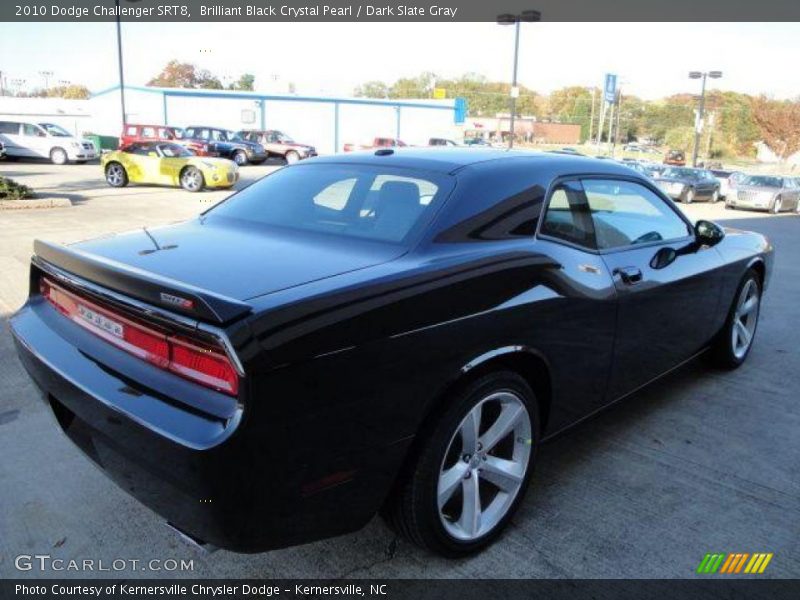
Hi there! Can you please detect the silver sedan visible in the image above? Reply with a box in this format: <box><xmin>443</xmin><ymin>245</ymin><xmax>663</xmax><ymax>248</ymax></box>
<box><xmin>726</xmin><ymin>175</ymin><xmax>800</xmax><ymax>214</ymax></box>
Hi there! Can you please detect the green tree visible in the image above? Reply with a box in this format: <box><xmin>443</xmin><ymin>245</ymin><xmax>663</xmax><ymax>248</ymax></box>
<box><xmin>229</xmin><ymin>73</ymin><xmax>255</xmax><ymax>91</ymax></box>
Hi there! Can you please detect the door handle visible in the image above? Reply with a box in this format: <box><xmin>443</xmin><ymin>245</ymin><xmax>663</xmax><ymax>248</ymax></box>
<box><xmin>614</xmin><ymin>266</ymin><xmax>643</xmax><ymax>285</ymax></box>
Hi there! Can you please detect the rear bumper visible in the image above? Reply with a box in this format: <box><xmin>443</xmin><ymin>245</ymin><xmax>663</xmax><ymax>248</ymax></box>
<box><xmin>10</xmin><ymin>298</ymin><xmax>409</xmax><ymax>552</ymax></box>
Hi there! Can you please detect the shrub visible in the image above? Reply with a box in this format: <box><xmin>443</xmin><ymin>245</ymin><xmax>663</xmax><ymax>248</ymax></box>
<box><xmin>0</xmin><ymin>175</ymin><xmax>33</xmax><ymax>200</ymax></box>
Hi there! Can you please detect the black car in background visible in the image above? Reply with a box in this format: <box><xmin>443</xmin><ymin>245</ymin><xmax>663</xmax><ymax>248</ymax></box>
<box><xmin>182</xmin><ymin>126</ymin><xmax>268</xmax><ymax>165</ymax></box>
<box><xmin>11</xmin><ymin>150</ymin><xmax>772</xmax><ymax>557</ymax></box>
<box><xmin>654</xmin><ymin>166</ymin><xmax>721</xmax><ymax>203</ymax></box>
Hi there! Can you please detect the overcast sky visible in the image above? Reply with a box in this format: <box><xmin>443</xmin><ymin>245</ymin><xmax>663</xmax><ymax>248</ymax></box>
<box><xmin>1</xmin><ymin>22</ymin><xmax>797</xmax><ymax>100</ymax></box>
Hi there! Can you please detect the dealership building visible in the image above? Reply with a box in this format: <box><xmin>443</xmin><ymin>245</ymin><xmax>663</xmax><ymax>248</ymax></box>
<box><xmin>12</xmin><ymin>85</ymin><xmax>464</xmax><ymax>154</ymax></box>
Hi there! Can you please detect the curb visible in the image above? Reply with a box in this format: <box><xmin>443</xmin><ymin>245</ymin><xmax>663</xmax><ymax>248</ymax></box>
<box><xmin>0</xmin><ymin>197</ymin><xmax>73</xmax><ymax>210</ymax></box>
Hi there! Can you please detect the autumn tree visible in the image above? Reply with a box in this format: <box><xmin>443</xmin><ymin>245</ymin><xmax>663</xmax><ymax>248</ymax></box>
<box><xmin>147</xmin><ymin>60</ymin><xmax>223</xmax><ymax>90</ymax></box>
<box><xmin>750</xmin><ymin>96</ymin><xmax>800</xmax><ymax>161</ymax></box>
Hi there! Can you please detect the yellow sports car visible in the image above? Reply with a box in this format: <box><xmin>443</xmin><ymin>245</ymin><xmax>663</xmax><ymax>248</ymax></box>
<box><xmin>102</xmin><ymin>141</ymin><xmax>239</xmax><ymax>192</ymax></box>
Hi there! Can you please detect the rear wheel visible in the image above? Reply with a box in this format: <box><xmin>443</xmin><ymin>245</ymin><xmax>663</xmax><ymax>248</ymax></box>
<box><xmin>180</xmin><ymin>166</ymin><xmax>204</xmax><ymax>192</ymax></box>
<box><xmin>383</xmin><ymin>371</ymin><xmax>539</xmax><ymax>557</ymax></box>
<box><xmin>710</xmin><ymin>269</ymin><xmax>761</xmax><ymax>369</ymax></box>
<box><xmin>50</xmin><ymin>147</ymin><xmax>68</xmax><ymax>165</ymax></box>
<box><xmin>104</xmin><ymin>162</ymin><xmax>128</xmax><ymax>187</ymax></box>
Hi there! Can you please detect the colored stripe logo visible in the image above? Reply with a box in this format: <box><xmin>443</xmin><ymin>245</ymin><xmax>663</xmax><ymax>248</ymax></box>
<box><xmin>697</xmin><ymin>553</ymin><xmax>773</xmax><ymax>574</ymax></box>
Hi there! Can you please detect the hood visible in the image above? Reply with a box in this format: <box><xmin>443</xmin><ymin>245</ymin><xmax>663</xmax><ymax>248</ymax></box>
<box><xmin>190</xmin><ymin>156</ymin><xmax>236</xmax><ymax>169</ymax></box>
<box><xmin>70</xmin><ymin>217</ymin><xmax>404</xmax><ymax>301</ymax></box>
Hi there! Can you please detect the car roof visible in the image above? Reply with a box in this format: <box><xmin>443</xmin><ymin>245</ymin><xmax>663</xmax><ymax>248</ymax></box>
<box><xmin>308</xmin><ymin>147</ymin><xmax>641</xmax><ymax>176</ymax></box>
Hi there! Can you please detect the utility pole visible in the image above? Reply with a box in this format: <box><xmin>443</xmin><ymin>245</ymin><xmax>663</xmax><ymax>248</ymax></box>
<box><xmin>588</xmin><ymin>87</ymin><xmax>596</xmax><ymax>147</ymax></box>
<box><xmin>115</xmin><ymin>0</ymin><xmax>128</xmax><ymax>129</ymax></box>
<box><xmin>606</xmin><ymin>101</ymin><xmax>615</xmax><ymax>155</ymax></box>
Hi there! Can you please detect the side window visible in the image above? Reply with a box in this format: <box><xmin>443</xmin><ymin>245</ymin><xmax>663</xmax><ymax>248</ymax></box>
<box><xmin>125</xmin><ymin>126</ymin><xmax>137</xmax><ymax>136</ymax></box>
<box><xmin>0</xmin><ymin>121</ymin><xmax>20</xmax><ymax>134</ymax></box>
<box><xmin>583</xmin><ymin>179</ymin><xmax>691</xmax><ymax>250</ymax></box>
<box><xmin>23</xmin><ymin>124</ymin><xmax>45</xmax><ymax>137</ymax></box>
<box><xmin>142</xmin><ymin>127</ymin><xmax>156</xmax><ymax>138</ymax></box>
<box><xmin>540</xmin><ymin>181</ymin><xmax>596</xmax><ymax>249</ymax></box>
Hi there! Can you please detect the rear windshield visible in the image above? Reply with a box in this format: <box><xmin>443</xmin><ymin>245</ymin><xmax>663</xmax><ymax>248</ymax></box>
<box><xmin>207</xmin><ymin>164</ymin><xmax>452</xmax><ymax>244</ymax></box>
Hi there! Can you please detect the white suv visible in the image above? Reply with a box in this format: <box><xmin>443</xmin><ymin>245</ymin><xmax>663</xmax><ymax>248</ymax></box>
<box><xmin>0</xmin><ymin>121</ymin><xmax>97</xmax><ymax>164</ymax></box>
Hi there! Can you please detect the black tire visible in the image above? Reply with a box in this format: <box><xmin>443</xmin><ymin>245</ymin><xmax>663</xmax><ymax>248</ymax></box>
<box><xmin>382</xmin><ymin>371</ymin><xmax>540</xmax><ymax>557</ymax></box>
<box><xmin>180</xmin><ymin>166</ymin><xmax>204</xmax><ymax>192</ymax></box>
<box><xmin>104</xmin><ymin>162</ymin><xmax>128</xmax><ymax>187</ymax></box>
<box><xmin>709</xmin><ymin>268</ymin><xmax>762</xmax><ymax>369</ymax></box>
<box><xmin>50</xmin><ymin>147</ymin><xmax>68</xmax><ymax>165</ymax></box>
<box><xmin>232</xmin><ymin>150</ymin><xmax>248</xmax><ymax>166</ymax></box>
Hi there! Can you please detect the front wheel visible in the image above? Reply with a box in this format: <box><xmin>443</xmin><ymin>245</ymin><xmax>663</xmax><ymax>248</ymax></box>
<box><xmin>285</xmin><ymin>150</ymin><xmax>300</xmax><ymax>164</ymax></box>
<box><xmin>50</xmin><ymin>147</ymin><xmax>68</xmax><ymax>165</ymax></box>
<box><xmin>232</xmin><ymin>150</ymin><xmax>248</xmax><ymax>166</ymax></box>
<box><xmin>683</xmin><ymin>188</ymin><xmax>694</xmax><ymax>204</ymax></box>
<box><xmin>711</xmin><ymin>190</ymin><xmax>720</xmax><ymax>203</ymax></box>
<box><xmin>710</xmin><ymin>269</ymin><xmax>761</xmax><ymax>369</ymax></box>
<box><xmin>105</xmin><ymin>162</ymin><xmax>128</xmax><ymax>187</ymax></box>
<box><xmin>770</xmin><ymin>196</ymin><xmax>782</xmax><ymax>214</ymax></box>
<box><xmin>180</xmin><ymin>166</ymin><xmax>204</xmax><ymax>192</ymax></box>
<box><xmin>383</xmin><ymin>371</ymin><xmax>539</xmax><ymax>557</ymax></box>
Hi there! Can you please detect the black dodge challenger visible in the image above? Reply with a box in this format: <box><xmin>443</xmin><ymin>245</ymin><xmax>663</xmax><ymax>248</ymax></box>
<box><xmin>10</xmin><ymin>149</ymin><xmax>773</xmax><ymax>557</ymax></box>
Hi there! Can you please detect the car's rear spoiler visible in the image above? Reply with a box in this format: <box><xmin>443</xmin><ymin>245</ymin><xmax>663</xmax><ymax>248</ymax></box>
<box><xmin>33</xmin><ymin>239</ymin><xmax>252</xmax><ymax>325</ymax></box>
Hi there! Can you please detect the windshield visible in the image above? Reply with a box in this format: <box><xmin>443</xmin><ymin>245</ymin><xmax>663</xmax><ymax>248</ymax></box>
<box><xmin>662</xmin><ymin>167</ymin><xmax>700</xmax><ymax>180</ymax></box>
<box><xmin>38</xmin><ymin>123</ymin><xmax>71</xmax><ymax>137</ymax></box>
<box><xmin>207</xmin><ymin>164</ymin><xmax>451</xmax><ymax>244</ymax></box>
<box><xmin>158</xmin><ymin>143</ymin><xmax>193</xmax><ymax>158</ymax></box>
<box><xmin>741</xmin><ymin>175</ymin><xmax>783</xmax><ymax>188</ymax></box>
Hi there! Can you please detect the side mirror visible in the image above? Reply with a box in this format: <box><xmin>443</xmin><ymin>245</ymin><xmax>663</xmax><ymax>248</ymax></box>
<box><xmin>695</xmin><ymin>220</ymin><xmax>725</xmax><ymax>247</ymax></box>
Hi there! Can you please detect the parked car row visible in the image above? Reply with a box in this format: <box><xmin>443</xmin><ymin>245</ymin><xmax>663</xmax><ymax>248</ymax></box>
<box><xmin>121</xmin><ymin>124</ymin><xmax>317</xmax><ymax>166</ymax></box>
<box><xmin>619</xmin><ymin>158</ymin><xmax>800</xmax><ymax>214</ymax></box>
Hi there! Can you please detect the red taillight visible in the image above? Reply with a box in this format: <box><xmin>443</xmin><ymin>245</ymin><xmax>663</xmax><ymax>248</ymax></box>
<box><xmin>40</xmin><ymin>277</ymin><xmax>239</xmax><ymax>396</ymax></box>
<box><xmin>169</xmin><ymin>337</ymin><xmax>239</xmax><ymax>396</ymax></box>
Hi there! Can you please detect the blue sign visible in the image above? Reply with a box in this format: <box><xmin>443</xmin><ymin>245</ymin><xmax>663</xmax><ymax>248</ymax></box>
<box><xmin>604</xmin><ymin>73</ymin><xmax>617</xmax><ymax>104</ymax></box>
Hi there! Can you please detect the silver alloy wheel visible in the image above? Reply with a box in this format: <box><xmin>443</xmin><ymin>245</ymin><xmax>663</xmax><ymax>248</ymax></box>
<box><xmin>712</xmin><ymin>190</ymin><xmax>719</xmax><ymax>203</ymax></box>
<box><xmin>106</xmin><ymin>164</ymin><xmax>124</xmax><ymax>186</ymax></box>
<box><xmin>181</xmin><ymin>168</ymin><xmax>202</xmax><ymax>191</ymax></box>
<box><xmin>286</xmin><ymin>151</ymin><xmax>299</xmax><ymax>164</ymax></box>
<box><xmin>731</xmin><ymin>278</ymin><xmax>759</xmax><ymax>360</ymax></box>
<box><xmin>772</xmin><ymin>197</ymin><xmax>782</xmax><ymax>214</ymax></box>
<box><xmin>233</xmin><ymin>151</ymin><xmax>247</xmax><ymax>166</ymax></box>
<box><xmin>684</xmin><ymin>189</ymin><xmax>694</xmax><ymax>204</ymax></box>
<box><xmin>437</xmin><ymin>391</ymin><xmax>532</xmax><ymax>541</ymax></box>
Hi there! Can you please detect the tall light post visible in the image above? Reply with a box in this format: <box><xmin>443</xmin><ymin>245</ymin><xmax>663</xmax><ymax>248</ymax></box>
<box><xmin>497</xmin><ymin>10</ymin><xmax>541</xmax><ymax>149</ymax></box>
<box><xmin>689</xmin><ymin>70</ymin><xmax>722</xmax><ymax>167</ymax></box>
<box><xmin>39</xmin><ymin>70</ymin><xmax>53</xmax><ymax>91</ymax></box>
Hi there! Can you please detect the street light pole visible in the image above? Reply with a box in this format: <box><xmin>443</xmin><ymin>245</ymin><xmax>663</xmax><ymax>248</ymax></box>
<box><xmin>498</xmin><ymin>10</ymin><xmax>541</xmax><ymax>150</ymax></box>
<box><xmin>115</xmin><ymin>0</ymin><xmax>128</xmax><ymax>130</ymax></box>
<box><xmin>689</xmin><ymin>70</ymin><xmax>722</xmax><ymax>167</ymax></box>
<box><xmin>509</xmin><ymin>20</ymin><xmax>520</xmax><ymax>150</ymax></box>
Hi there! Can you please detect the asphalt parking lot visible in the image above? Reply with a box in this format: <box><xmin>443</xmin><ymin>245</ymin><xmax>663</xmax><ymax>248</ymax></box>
<box><xmin>0</xmin><ymin>160</ymin><xmax>798</xmax><ymax>579</ymax></box>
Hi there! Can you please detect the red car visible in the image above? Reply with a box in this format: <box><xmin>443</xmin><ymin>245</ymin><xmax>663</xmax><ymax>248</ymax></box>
<box><xmin>343</xmin><ymin>137</ymin><xmax>408</xmax><ymax>152</ymax></box>
<box><xmin>120</xmin><ymin>124</ymin><xmax>181</xmax><ymax>148</ymax></box>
